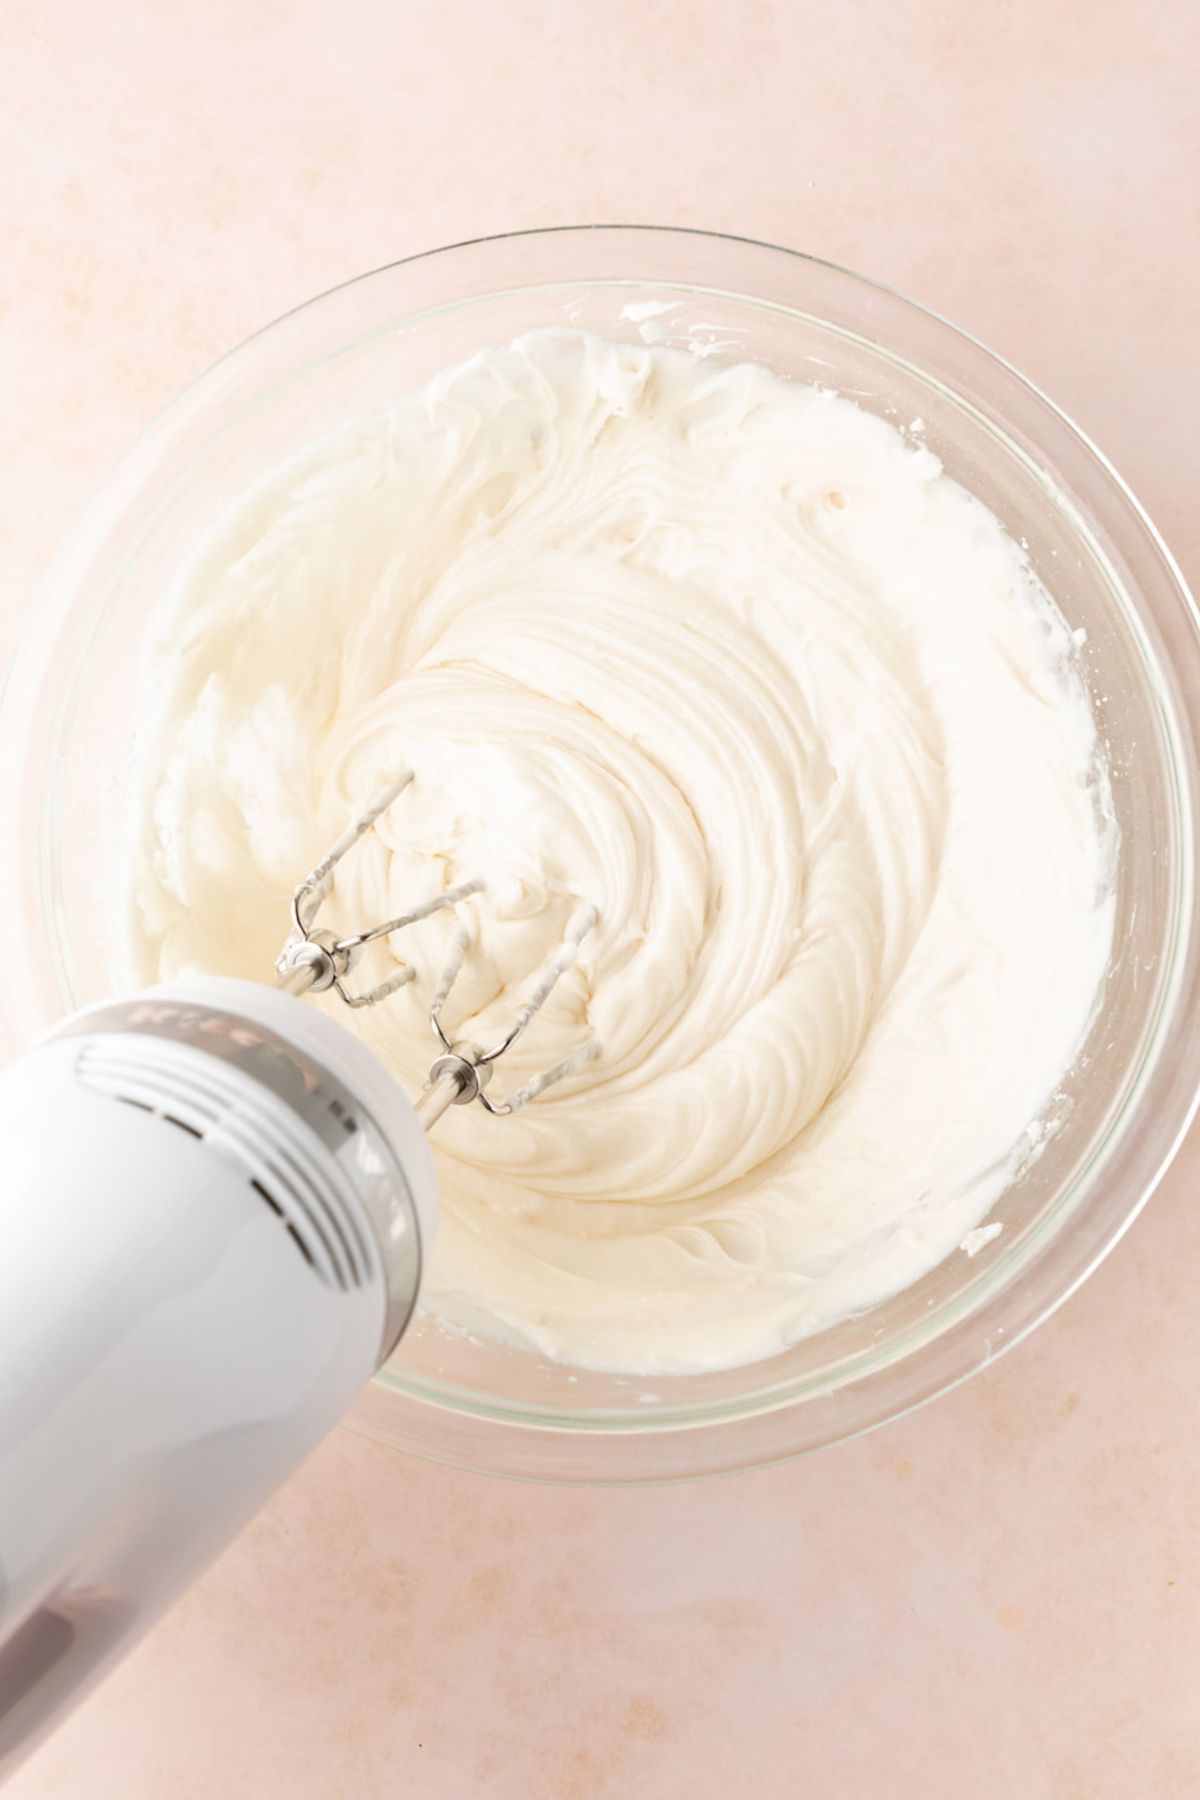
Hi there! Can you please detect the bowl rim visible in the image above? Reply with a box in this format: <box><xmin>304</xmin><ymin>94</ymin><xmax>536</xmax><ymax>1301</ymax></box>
<box><xmin>6</xmin><ymin>224</ymin><xmax>1200</xmax><ymax>1482</ymax></box>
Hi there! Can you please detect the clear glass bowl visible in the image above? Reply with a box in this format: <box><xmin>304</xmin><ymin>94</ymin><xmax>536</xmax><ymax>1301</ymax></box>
<box><xmin>4</xmin><ymin>226</ymin><xmax>1199</xmax><ymax>1483</ymax></box>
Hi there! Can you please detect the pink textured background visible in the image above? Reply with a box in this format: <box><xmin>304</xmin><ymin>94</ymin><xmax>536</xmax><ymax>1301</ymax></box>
<box><xmin>4</xmin><ymin>2</ymin><xmax>1200</xmax><ymax>1794</ymax></box>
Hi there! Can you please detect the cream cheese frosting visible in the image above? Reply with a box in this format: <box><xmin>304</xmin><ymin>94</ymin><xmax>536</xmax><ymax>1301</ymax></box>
<box><xmin>130</xmin><ymin>329</ymin><xmax>1115</xmax><ymax>1375</ymax></box>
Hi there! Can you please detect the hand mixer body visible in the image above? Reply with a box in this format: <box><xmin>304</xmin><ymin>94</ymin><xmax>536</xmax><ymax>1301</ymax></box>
<box><xmin>0</xmin><ymin>980</ymin><xmax>437</xmax><ymax>1779</ymax></box>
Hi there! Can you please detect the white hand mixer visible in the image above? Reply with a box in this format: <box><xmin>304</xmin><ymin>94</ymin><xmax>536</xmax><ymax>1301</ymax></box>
<box><xmin>0</xmin><ymin>774</ymin><xmax>598</xmax><ymax>1778</ymax></box>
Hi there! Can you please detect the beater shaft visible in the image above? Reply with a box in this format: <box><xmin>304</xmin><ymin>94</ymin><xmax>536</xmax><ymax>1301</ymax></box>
<box><xmin>412</xmin><ymin>1066</ymin><xmax>470</xmax><ymax>1131</ymax></box>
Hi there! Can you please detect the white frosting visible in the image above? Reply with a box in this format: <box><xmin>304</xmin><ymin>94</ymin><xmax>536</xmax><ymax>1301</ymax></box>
<box><xmin>131</xmin><ymin>330</ymin><xmax>1115</xmax><ymax>1376</ymax></box>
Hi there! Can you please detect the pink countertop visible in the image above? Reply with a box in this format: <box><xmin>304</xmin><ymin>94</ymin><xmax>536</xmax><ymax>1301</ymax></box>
<box><xmin>4</xmin><ymin>2</ymin><xmax>1200</xmax><ymax>1794</ymax></box>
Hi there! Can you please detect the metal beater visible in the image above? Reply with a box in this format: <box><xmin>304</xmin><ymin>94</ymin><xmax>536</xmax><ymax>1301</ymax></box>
<box><xmin>275</xmin><ymin>771</ymin><xmax>600</xmax><ymax>1129</ymax></box>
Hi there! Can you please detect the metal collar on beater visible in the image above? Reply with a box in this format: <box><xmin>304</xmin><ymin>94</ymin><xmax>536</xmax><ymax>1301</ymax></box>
<box><xmin>276</xmin><ymin>772</ymin><xmax>600</xmax><ymax>1128</ymax></box>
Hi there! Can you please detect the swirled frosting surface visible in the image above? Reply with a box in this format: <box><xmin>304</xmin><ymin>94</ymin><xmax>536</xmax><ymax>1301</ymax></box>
<box><xmin>131</xmin><ymin>330</ymin><xmax>1114</xmax><ymax>1374</ymax></box>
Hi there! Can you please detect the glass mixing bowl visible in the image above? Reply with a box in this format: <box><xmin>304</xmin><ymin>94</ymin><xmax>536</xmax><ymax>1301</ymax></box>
<box><xmin>4</xmin><ymin>226</ymin><xmax>1199</xmax><ymax>1482</ymax></box>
